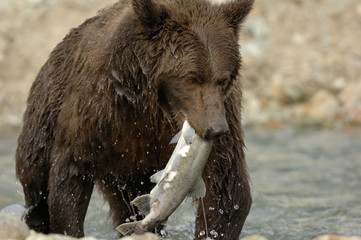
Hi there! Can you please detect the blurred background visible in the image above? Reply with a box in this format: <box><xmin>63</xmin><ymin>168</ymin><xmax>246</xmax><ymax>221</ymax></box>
<box><xmin>0</xmin><ymin>0</ymin><xmax>361</xmax><ymax>130</ymax></box>
<box><xmin>0</xmin><ymin>0</ymin><xmax>361</xmax><ymax>240</ymax></box>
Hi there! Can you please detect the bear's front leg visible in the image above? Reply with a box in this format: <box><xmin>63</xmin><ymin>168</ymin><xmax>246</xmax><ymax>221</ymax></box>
<box><xmin>47</xmin><ymin>155</ymin><xmax>94</xmax><ymax>237</ymax></box>
<box><xmin>194</xmin><ymin>141</ymin><xmax>252</xmax><ymax>240</ymax></box>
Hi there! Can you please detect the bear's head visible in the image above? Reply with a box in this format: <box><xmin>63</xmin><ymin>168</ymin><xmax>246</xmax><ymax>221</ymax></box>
<box><xmin>132</xmin><ymin>0</ymin><xmax>254</xmax><ymax>140</ymax></box>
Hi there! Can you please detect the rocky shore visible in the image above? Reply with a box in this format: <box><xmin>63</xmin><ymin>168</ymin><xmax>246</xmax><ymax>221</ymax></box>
<box><xmin>0</xmin><ymin>212</ymin><xmax>158</xmax><ymax>240</ymax></box>
<box><xmin>240</xmin><ymin>0</ymin><xmax>361</xmax><ymax>128</ymax></box>
<box><xmin>0</xmin><ymin>0</ymin><xmax>360</xmax><ymax>131</ymax></box>
<box><xmin>1</xmin><ymin>211</ymin><xmax>360</xmax><ymax>240</ymax></box>
<box><xmin>1</xmin><ymin>0</ymin><xmax>360</xmax><ymax>131</ymax></box>
<box><xmin>242</xmin><ymin>235</ymin><xmax>361</xmax><ymax>240</ymax></box>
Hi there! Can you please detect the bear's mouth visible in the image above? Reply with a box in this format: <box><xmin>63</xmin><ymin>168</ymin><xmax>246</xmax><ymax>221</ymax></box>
<box><xmin>179</xmin><ymin>112</ymin><xmax>186</xmax><ymax>122</ymax></box>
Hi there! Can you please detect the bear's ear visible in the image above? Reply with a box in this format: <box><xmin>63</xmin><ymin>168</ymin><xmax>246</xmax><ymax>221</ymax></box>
<box><xmin>132</xmin><ymin>0</ymin><xmax>168</xmax><ymax>29</ymax></box>
<box><xmin>220</xmin><ymin>0</ymin><xmax>254</xmax><ymax>33</ymax></box>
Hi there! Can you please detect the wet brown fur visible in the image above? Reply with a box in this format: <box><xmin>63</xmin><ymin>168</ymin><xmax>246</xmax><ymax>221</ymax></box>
<box><xmin>15</xmin><ymin>0</ymin><xmax>254</xmax><ymax>239</ymax></box>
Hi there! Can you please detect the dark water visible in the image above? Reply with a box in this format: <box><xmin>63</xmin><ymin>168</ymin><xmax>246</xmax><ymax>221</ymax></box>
<box><xmin>1</xmin><ymin>128</ymin><xmax>361</xmax><ymax>239</ymax></box>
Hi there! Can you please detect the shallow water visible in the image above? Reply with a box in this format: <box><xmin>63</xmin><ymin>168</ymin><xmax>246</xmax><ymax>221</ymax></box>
<box><xmin>1</xmin><ymin>128</ymin><xmax>361</xmax><ymax>239</ymax></box>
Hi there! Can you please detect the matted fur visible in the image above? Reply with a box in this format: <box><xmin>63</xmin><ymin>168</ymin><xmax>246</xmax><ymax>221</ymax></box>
<box><xmin>15</xmin><ymin>0</ymin><xmax>254</xmax><ymax>239</ymax></box>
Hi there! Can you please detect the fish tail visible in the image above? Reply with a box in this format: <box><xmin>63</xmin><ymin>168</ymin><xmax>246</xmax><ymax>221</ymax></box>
<box><xmin>115</xmin><ymin>221</ymin><xmax>140</xmax><ymax>236</ymax></box>
<box><xmin>131</xmin><ymin>194</ymin><xmax>151</xmax><ymax>216</ymax></box>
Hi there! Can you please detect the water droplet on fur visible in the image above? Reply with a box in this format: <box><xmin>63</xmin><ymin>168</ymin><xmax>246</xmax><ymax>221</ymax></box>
<box><xmin>210</xmin><ymin>230</ymin><xmax>218</xmax><ymax>237</ymax></box>
<box><xmin>146</xmin><ymin>151</ymin><xmax>149</xmax><ymax>154</ymax></box>
<box><xmin>199</xmin><ymin>231</ymin><xmax>205</xmax><ymax>236</ymax></box>
<box><xmin>234</xmin><ymin>205</ymin><xmax>239</xmax><ymax>210</ymax></box>
<box><xmin>130</xmin><ymin>215</ymin><xmax>137</xmax><ymax>221</ymax></box>
<box><xmin>140</xmin><ymin>182</ymin><xmax>144</xmax><ymax>185</ymax></box>
<box><xmin>219</xmin><ymin>209</ymin><xmax>224</xmax><ymax>214</ymax></box>
<box><xmin>209</xmin><ymin>207</ymin><xmax>215</xmax><ymax>210</ymax></box>
<box><xmin>125</xmin><ymin>218</ymin><xmax>130</xmax><ymax>222</ymax></box>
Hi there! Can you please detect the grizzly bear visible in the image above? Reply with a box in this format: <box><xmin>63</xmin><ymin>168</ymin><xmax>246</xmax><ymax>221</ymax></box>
<box><xmin>15</xmin><ymin>0</ymin><xmax>254</xmax><ymax>239</ymax></box>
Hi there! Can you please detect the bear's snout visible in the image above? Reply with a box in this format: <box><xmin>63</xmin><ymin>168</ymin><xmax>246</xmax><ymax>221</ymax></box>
<box><xmin>204</xmin><ymin>123</ymin><xmax>229</xmax><ymax>140</ymax></box>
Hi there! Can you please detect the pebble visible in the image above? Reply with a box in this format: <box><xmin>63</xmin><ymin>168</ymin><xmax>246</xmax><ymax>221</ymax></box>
<box><xmin>241</xmin><ymin>235</ymin><xmax>268</xmax><ymax>240</ymax></box>
<box><xmin>0</xmin><ymin>210</ymin><xmax>158</xmax><ymax>240</ymax></box>
<box><xmin>314</xmin><ymin>235</ymin><xmax>361</xmax><ymax>240</ymax></box>
<box><xmin>303</xmin><ymin>89</ymin><xmax>340</xmax><ymax>122</ymax></box>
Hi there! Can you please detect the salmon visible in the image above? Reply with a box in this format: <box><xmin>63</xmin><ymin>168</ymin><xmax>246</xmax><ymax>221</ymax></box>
<box><xmin>116</xmin><ymin>120</ymin><xmax>213</xmax><ymax>235</ymax></box>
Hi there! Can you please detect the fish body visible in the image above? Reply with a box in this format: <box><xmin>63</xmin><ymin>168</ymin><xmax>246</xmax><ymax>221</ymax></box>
<box><xmin>116</xmin><ymin>120</ymin><xmax>213</xmax><ymax>235</ymax></box>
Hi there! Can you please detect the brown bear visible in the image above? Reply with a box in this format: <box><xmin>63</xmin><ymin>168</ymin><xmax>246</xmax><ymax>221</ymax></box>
<box><xmin>15</xmin><ymin>0</ymin><xmax>254</xmax><ymax>239</ymax></box>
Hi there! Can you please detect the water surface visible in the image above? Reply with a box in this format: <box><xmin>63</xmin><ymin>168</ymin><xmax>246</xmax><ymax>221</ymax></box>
<box><xmin>1</xmin><ymin>128</ymin><xmax>360</xmax><ymax>239</ymax></box>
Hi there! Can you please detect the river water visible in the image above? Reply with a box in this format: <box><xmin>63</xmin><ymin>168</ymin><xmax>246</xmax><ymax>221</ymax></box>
<box><xmin>1</xmin><ymin>128</ymin><xmax>360</xmax><ymax>239</ymax></box>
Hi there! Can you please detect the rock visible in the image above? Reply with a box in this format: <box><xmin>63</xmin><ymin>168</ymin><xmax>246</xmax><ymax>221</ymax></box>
<box><xmin>0</xmin><ymin>206</ymin><xmax>158</xmax><ymax>240</ymax></box>
<box><xmin>24</xmin><ymin>231</ymin><xmax>159</xmax><ymax>240</ymax></box>
<box><xmin>303</xmin><ymin>89</ymin><xmax>340</xmax><ymax>123</ymax></box>
<box><xmin>25</xmin><ymin>231</ymin><xmax>159</xmax><ymax>240</ymax></box>
<box><xmin>242</xmin><ymin>15</ymin><xmax>269</xmax><ymax>59</ymax></box>
<box><xmin>357</xmin><ymin>3</ymin><xmax>361</xmax><ymax>16</ymax></box>
<box><xmin>291</xmin><ymin>32</ymin><xmax>307</xmax><ymax>45</ymax></box>
<box><xmin>314</xmin><ymin>235</ymin><xmax>361</xmax><ymax>240</ymax></box>
<box><xmin>26</xmin><ymin>231</ymin><xmax>97</xmax><ymax>240</ymax></box>
<box><xmin>241</xmin><ymin>235</ymin><xmax>268</xmax><ymax>240</ymax></box>
<box><xmin>0</xmin><ymin>35</ymin><xmax>8</xmax><ymax>62</ymax></box>
<box><xmin>269</xmin><ymin>72</ymin><xmax>307</xmax><ymax>103</ymax></box>
<box><xmin>242</xmin><ymin>91</ymin><xmax>269</xmax><ymax>125</ymax></box>
<box><xmin>0</xmin><ymin>204</ymin><xmax>27</xmax><ymax>219</ymax></box>
<box><xmin>339</xmin><ymin>82</ymin><xmax>361</xmax><ymax>124</ymax></box>
<box><xmin>0</xmin><ymin>212</ymin><xmax>29</xmax><ymax>240</ymax></box>
<box><xmin>121</xmin><ymin>233</ymin><xmax>158</xmax><ymax>240</ymax></box>
<box><xmin>331</xmin><ymin>77</ymin><xmax>346</xmax><ymax>92</ymax></box>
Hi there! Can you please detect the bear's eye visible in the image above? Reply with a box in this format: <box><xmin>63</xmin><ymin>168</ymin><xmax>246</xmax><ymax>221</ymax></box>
<box><xmin>217</xmin><ymin>78</ymin><xmax>228</xmax><ymax>87</ymax></box>
<box><xmin>187</xmin><ymin>77</ymin><xmax>197</xmax><ymax>84</ymax></box>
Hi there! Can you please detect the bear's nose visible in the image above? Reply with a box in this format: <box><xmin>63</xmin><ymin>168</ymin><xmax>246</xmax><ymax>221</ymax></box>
<box><xmin>205</xmin><ymin>123</ymin><xmax>229</xmax><ymax>140</ymax></box>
